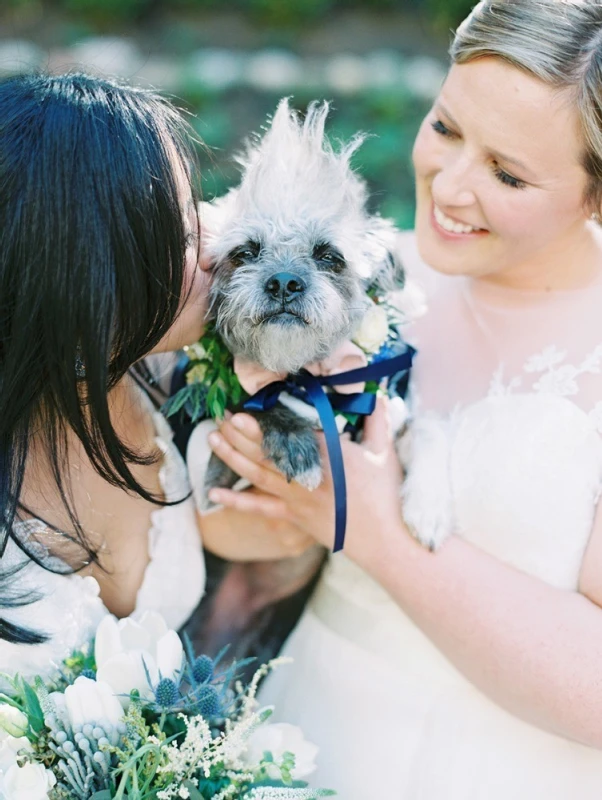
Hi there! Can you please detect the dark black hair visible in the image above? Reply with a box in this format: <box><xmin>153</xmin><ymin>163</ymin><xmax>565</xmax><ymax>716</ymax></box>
<box><xmin>0</xmin><ymin>72</ymin><xmax>202</xmax><ymax>643</ymax></box>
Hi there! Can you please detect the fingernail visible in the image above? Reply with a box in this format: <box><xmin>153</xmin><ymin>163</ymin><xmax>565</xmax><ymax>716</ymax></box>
<box><xmin>231</xmin><ymin>415</ymin><xmax>246</xmax><ymax>431</ymax></box>
<box><xmin>208</xmin><ymin>431</ymin><xmax>222</xmax><ymax>448</ymax></box>
<box><xmin>208</xmin><ymin>488</ymin><xmax>221</xmax><ymax>502</ymax></box>
<box><xmin>223</xmin><ymin>409</ymin><xmax>233</xmax><ymax>420</ymax></box>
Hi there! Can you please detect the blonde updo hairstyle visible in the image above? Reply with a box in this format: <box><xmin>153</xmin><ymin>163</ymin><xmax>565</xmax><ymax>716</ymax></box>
<box><xmin>451</xmin><ymin>0</ymin><xmax>602</xmax><ymax>216</ymax></box>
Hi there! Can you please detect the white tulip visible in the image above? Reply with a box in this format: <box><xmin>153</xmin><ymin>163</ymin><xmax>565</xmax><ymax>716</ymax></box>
<box><xmin>353</xmin><ymin>303</ymin><xmax>390</xmax><ymax>354</ymax></box>
<box><xmin>1</xmin><ymin>761</ymin><xmax>56</xmax><ymax>800</ymax></box>
<box><xmin>243</xmin><ymin>722</ymin><xmax>318</xmax><ymax>780</ymax></box>
<box><xmin>95</xmin><ymin>612</ymin><xmax>184</xmax><ymax>708</ymax></box>
<box><xmin>0</xmin><ymin>706</ymin><xmax>28</xmax><ymax>738</ymax></box>
<box><xmin>63</xmin><ymin>677</ymin><xmax>123</xmax><ymax>730</ymax></box>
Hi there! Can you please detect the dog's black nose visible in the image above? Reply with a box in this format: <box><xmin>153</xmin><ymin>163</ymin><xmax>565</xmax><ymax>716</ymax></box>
<box><xmin>265</xmin><ymin>272</ymin><xmax>306</xmax><ymax>302</ymax></box>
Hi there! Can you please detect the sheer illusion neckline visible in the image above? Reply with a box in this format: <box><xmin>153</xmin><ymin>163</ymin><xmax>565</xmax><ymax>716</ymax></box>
<box><xmin>463</xmin><ymin>267</ymin><xmax>602</xmax><ymax>309</ymax></box>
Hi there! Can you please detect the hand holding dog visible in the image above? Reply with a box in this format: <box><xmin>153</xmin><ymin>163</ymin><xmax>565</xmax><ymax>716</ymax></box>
<box><xmin>207</xmin><ymin>396</ymin><xmax>407</xmax><ymax>571</ymax></box>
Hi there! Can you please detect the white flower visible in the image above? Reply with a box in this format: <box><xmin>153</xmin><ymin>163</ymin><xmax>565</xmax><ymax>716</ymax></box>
<box><xmin>0</xmin><ymin>731</ymin><xmax>32</xmax><ymax>774</ymax></box>
<box><xmin>63</xmin><ymin>677</ymin><xmax>123</xmax><ymax>730</ymax></box>
<box><xmin>353</xmin><ymin>303</ymin><xmax>389</xmax><ymax>354</ymax></box>
<box><xmin>0</xmin><ymin>706</ymin><xmax>28</xmax><ymax>738</ymax></box>
<box><xmin>1</xmin><ymin>761</ymin><xmax>56</xmax><ymax>800</ymax></box>
<box><xmin>243</xmin><ymin>722</ymin><xmax>318</xmax><ymax>780</ymax></box>
<box><xmin>185</xmin><ymin>342</ymin><xmax>209</xmax><ymax>361</ymax></box>
<box><xmin>95</xmin><ymin>612</ymin><xmax>184</xmax><ymax>706</ymax></box>
<box><xmin>186</xmin><ymin>362</ymin><xmax>209</xmax><ymax>385</ymax></box>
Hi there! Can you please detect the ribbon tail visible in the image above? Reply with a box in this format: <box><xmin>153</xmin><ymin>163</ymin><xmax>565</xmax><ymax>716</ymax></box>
<box><xmin>301</xmin><ymin>373</ymin><xmax>348</xmax><ymax>553</ymax></box>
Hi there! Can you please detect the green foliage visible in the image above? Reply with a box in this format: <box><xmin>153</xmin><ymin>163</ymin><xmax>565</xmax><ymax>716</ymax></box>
<box><xmin>163</xmin><ymin>323</ymin><xmax>246</xmax><ymax>422</ymax></box>
<box><xmin>5</xmin><ymin>0</ymin><xmax>474</xmax><ymax>29</ymax></box>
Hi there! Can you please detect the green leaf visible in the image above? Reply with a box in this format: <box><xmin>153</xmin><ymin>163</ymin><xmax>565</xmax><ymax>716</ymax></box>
<box><xmin>183</xmin><ymin>781</ymin><xmax>206</xmax><ymax>799</ymax></box>
<box><xmin>162</xmin><ymin>389</ymin><xmax>190</xmax><ymax>418</ymax></box>
<box><xmin>19</xmin><ymin>679</ymin><xmax>44</xmax><ymax>733</ymax></box>
<box><xmin>90</xmin><ymin>792</ymin><xmax>113</xmax><ymax>800</ymax></box>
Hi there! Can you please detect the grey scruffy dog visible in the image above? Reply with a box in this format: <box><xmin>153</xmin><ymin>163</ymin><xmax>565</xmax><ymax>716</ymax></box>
<box><xmin>199</xmin><ymin>98</ymin><xmax>406</xmax><ymax>504</ymax></box>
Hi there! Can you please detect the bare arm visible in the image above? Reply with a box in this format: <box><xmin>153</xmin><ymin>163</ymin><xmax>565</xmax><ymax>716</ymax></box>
<box><xmin>206</xmin><ymin>401</ymin><xmax>602</xmax><ymax>748</ymax></box>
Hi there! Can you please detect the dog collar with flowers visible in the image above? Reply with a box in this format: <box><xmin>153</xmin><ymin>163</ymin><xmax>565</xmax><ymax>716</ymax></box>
<box><xmin>164</xmin><ymin>291</ymin><xmax>416</xmax><ymax>552</ymax></box>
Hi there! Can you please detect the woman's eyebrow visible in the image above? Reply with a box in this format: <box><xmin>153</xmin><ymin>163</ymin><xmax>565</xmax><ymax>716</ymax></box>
<box><xmin>436</xmin><ymin>101</ymin><xmax>535</xmax><ymax>179</ymax></box>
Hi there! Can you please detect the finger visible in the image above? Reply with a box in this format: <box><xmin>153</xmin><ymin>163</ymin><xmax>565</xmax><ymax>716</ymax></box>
<box><xmin>208</xmin><ymin>430</ymin><xmax>290</xmax><ymax>497</ymax></box>
<box><xmin>217</xmin><ymin>418</ymin><xmax>281</xmax><ymax>475</ymax></box>
<box><xmin>361</xmin><ymin>394</ymin><xmax>392</xmax><ymax>454</ymax></box>
<box><xmin>208</xmin><ymin>486</ymin><xmax>290</xmax><ymax>519</ymax></box>
<box><xmin>229</xmin><ymin>413</ymin><xmax>263</xmax><ymax>442</ymax></box>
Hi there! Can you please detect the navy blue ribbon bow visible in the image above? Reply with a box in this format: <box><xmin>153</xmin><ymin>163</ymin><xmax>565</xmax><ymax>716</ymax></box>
<box><xmin>243</xmin><ymin>347</ymin><xmax>416</xmax><ymax>553</ymax></box>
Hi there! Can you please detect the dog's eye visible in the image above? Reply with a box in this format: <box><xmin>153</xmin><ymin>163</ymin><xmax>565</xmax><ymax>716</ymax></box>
<box><xmin>312</xmin><ymin>243</ymin><xmax>346</xmax><ymax>272</ymax></box>
<box><xmin>228</xmin><ymin>240</ymin><xmax>261</xmax><ymax>267</ymax></box>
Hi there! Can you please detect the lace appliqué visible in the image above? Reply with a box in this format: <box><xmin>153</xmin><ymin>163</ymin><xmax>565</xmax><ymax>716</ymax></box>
<box><xmin>488</xmin><ymin>343</ymin><xmax>602</xmax><ymax>432</ymax></box>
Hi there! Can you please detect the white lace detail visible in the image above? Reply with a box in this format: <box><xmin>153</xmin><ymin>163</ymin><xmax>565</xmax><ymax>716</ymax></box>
<box><xmin>488</xmin><ymin>343</ymin><xmax>602</xmax><ymax>429</ymax></box>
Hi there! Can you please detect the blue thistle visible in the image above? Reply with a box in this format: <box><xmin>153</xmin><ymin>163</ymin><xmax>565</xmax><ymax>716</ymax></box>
<box><xmin>154</xmin><ymin>678</ymin><xmax>179</xmax><ymax>709</ymax></box>
<box><xmin>195</xmin><ymin>684</ymin><xmax>221</xmax><ymax>719</ymax></box>
<box><xmin>192</xmin><ymin>655</ymin><xmax>214</xmax><ymax>684</ymax></box>
<box><xmin>80</xmin><ymin>669</ymin><xmax>96</xmax><ymax>680</ymax></box>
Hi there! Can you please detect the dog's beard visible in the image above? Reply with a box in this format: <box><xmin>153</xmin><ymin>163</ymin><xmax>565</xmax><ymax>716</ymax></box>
<box><xmin>213</xmin><ymin>266</ymin><xmax>363</xmax><ymax>374</ymax></box>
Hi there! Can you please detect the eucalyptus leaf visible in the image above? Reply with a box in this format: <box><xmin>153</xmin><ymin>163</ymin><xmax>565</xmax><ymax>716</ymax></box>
<box><xmin>19</xmin><ymin>679</ymin><xmax>44</xmax><ymax>733</ymax></box>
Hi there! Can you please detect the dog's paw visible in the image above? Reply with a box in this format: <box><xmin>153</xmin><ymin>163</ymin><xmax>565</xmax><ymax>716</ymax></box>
<box><xmin>263</xmin><ymin>427</ymin><xmax>322</xmax><ymax>487</ymax></box>
<box><xmin>397</xmin><ymin>414</ymin><xmax>454</xmax><ymax>551</ymax></box>
<box><xmin>402</xmin><ymin>478</ymin><xmax>453</xmax><ymax>551</ymax></box>
<box><xmin>294</xmin><ymin>463</ymin><xmax>323</xmax><ymax>491</ymax></box>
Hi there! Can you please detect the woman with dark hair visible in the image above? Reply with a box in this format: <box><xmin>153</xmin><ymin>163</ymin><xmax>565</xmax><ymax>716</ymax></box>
<box><xmin>0</xmin><ymin>71</ymin><xmax>311</xmax><ymax>681</ymax></box>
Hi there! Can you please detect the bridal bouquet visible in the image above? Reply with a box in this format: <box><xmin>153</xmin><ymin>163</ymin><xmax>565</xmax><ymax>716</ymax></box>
<box><xmin>0</xmin><ymin>612</ymin><xmax>333</xmax><ymax>800</ymax></box>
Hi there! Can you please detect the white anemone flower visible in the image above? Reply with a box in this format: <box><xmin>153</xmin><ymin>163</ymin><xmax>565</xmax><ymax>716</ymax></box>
<box><xmin>95</xmin><ymin>612</ymin><xmax>184</xmax><ymax>707</ymax></box>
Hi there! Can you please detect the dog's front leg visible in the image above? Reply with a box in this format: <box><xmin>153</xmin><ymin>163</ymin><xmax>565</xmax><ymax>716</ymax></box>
<box><xmin>247</xmin><ymin>404</ymin><xmax>323</xmax><ymax>491</ymax></box>
<box><xmin>397</xmin><ymin>414</ymin><xmax>455</xmax><ymax>551</ymax></box>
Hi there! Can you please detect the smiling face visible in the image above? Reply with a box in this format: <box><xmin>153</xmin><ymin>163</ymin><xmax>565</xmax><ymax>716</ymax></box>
<box><xmin>412</xmin><ymin>57</ymin><xmax>598</xmax><ymax>289</ymax></box>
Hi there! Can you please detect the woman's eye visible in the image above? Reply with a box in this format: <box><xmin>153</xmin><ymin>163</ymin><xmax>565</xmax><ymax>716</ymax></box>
<box><xmin>493</xmin><ymin>166</ymin><xmax>526</xmax><ymax>190</ymax></box>
<box><xmin>431</xmin><ymin>119</ymin><xmax>456</xmax><ymax>138</ymax></box>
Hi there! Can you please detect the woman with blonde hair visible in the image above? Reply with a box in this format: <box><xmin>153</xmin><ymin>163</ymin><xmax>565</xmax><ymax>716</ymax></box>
<box><xmin>207</xmin><ymin>1</ymin><xmax>602</xmax><ymax>796</ymax></box>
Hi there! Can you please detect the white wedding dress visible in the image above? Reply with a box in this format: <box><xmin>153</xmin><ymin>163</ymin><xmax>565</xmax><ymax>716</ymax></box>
<box><xmin>0</xmin><ymin>394</ymin><xmax>206</xmax><ymax>687</ymax></box>
<box><xmin>260</xmin><ymin>234</ymin><xmax>602</xmax><ymax>799</ymax></box>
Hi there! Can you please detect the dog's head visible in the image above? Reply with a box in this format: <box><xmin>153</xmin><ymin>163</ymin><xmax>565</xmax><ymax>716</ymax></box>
<box><xmin>203</xmin><ymin>99</ymin><xmax>404</xmax><ymax>374</ymax></box>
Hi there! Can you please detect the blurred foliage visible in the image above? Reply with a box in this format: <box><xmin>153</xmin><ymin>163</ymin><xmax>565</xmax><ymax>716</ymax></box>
<box><xmin>4</xmin><ymin>0</ymin><xmax>475</xmax><ymax>30</ymax></box>
<box><xmin>179</xmin><ymin>84</ymin><xmax>430</xmax><ymax>230</ymax></box>
<box><xmin>0</xmin><ymin>0</ymin><xmax>463</xmax><ymax>227</ymax></box>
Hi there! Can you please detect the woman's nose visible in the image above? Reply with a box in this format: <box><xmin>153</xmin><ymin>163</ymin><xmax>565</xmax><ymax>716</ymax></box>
<box><xmin>431</xmin><ymin>152</ymin><xmax>476</xmax><ymax>208</ymax></box>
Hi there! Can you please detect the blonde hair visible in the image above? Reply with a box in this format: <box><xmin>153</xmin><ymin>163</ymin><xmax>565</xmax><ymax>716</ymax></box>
<box><xmin>451</xmin><ymin>0</ymin><xmax>602</xmax><ymax>211</ymax></box>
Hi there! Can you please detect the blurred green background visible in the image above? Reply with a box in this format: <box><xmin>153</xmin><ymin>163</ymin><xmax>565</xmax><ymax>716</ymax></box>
<box><xmin>0</xmin><ymin>0</ymin><xmax>475</xmax><ymax>228</ymax></box>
